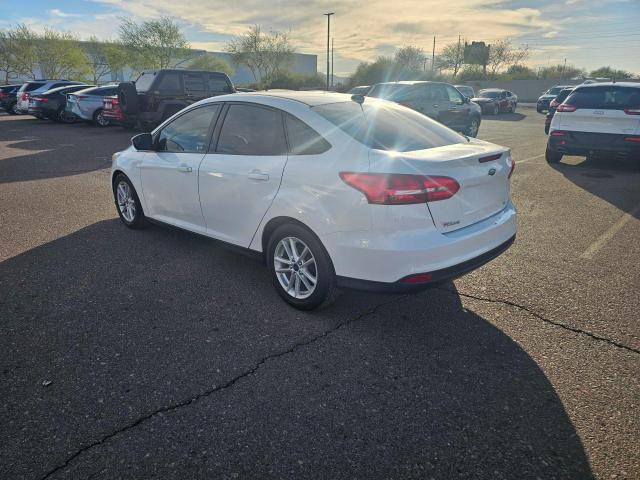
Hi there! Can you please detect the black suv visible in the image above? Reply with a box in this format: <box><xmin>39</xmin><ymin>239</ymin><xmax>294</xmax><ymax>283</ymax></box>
<box><xmin>368</xmin><ymin>81</ymin><xmax>483</xmax><ymax>137</ymax></box>
<box><xmin>0</xmin><ymin>84</ymin><xmax>22</xmax><ymax>114</ymax></box>
<box><xmin>117</xmin><ymin>69</ymin><xmax>235</xmax><ymax>131</ymax></box>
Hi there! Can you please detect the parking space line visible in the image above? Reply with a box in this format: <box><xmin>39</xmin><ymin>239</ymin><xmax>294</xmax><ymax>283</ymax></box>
<box><xmin>580</xmin><ymin>205</ymin><xmax>640</xmax><ymax>259</ymax></box>
<box><xmin>517</xmin><ymin>153</ymin><xmax>545</xmax><ymax>164</ymax></box>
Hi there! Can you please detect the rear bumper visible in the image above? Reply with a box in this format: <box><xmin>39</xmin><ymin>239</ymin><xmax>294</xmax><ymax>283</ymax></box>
<box><xmin>27</xmin><ymin>106</ymin><xmax>47</xmax><ymax>117</ymax></box>
<box><xmin>324</xmin><ymin>202</ymin><xmax>517</xmax><ymax>286</ymax></box>
<box><xmin>548</xmin><ymin>131</ymin><xmax>640</xmax><ymax>157</ymax></box>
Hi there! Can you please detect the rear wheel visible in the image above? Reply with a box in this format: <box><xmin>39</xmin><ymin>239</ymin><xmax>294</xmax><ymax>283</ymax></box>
<box><xmin>545</xmin><ymin>145</ymin><xmax>563</xmax><ymax>164</ymax></box>
<box><xmin>267</xmin><ymin>224</ymin><xmax>336</xmax><ymax>310</ymax></box>
<box><xmin>93</xmin><ymin>108</ymin><xmax>110</xmax><ymax>127</ymax></box>
<box><xmin>113</xmin><ymin>174</ymin><xmax>146</xmax><ymax>229</ymax></box>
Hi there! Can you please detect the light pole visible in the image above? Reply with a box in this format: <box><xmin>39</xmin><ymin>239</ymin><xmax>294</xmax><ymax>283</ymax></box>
<box><xmin>324</xmin><ymin>12</ymin><xmax>334</xmax><ymax>91</ymax></box>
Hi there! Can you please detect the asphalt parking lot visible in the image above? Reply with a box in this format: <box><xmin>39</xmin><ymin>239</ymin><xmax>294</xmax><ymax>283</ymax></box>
<box><xmin>1</xmin><ymin>108</ymin><xmax>638</xmax><ymax>480</ymax></box>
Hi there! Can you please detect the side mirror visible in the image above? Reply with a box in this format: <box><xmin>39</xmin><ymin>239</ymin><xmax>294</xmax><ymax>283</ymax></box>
<box><xmin>132</xmin><ymin>133</ymin><xmax>153</xmax><ymax>151</ymax></box>
<box><xmin>463</xmin><ymin>96</ymin><xmax>471</xmax><ymax>103</ymax></box>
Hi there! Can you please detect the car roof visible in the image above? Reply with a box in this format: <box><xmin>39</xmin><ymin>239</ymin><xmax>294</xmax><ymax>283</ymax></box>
<box><xmin>209</xmin><ymin>90</ymin><xmax>357</xmax><ymax>107</ymax></box>
<box><xmin>141</xmin><ymin>69</ymin><xmax>229</xmax><ymax>76</ymax></box>
<box><xmin>374</xmin><ymin>81</ymin><xmax>438</xmax><ymax>86</ymax></box>
<box><xmin>479</xmin><ymin>88</ymin><xmax>503</xmax><ymax>91</ymax></box>
<box><xmin>573</xmin><ymin>81</ymin><xmax>640</xmax><ymax>89</ymax></box>
<box><xmin>42</xmin><ymin>84</ymin><xmax>91</xmax><ymax>94</ymax></box>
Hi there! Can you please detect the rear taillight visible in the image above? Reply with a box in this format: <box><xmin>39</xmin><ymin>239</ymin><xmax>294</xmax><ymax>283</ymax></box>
<box><xmin>401</xmin><ymin>272</ymin><xmax>433</xmax><ymax>284</ymax></box>
<box><xmin>550</xmin><ymin>131</ymin><xmax>566</xmax><ymax>137</ymax></box>
<box><xmin>339</xmin><ymin>172</ymin><xmax>460</xmax><ymax>205</ymax></box>
<box><xmin>556</xmin><ymin>104</ymin><xmax>576</xmax><ymax>112</ymax></box>
<box><xmin>624</xmin><ymin>136</ymin><xmax>640</xmax><ymax>142</ymax></box>
<box><xmin>21</xmin><ymin>92</ymin><xmax>29</xmax><ymax>100</ymax></box>
<box><xmin>32</xmin><ymin>96</ymin><xmax>48</xmax><ymax>102</ymax></box>
<box><xmin>624</xmin><ymin>107</ymin><xmax>640</xmax><ymax>115</ymax></box>
<box><xmin>550</xmin><ymin>99</ymin><xmax>559</xmax><ymax>108</ymax></box>
<box><xmin>479</xmin><ymin>153</ymin><xmax>502</xmax><ymax>163</ymax></box>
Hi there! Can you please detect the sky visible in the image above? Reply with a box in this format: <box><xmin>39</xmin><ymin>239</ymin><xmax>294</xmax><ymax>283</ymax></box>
<box><xmin>1</xmin><ymin>0</ymin><xmax>639</xmax><ymax>76</ymax></box>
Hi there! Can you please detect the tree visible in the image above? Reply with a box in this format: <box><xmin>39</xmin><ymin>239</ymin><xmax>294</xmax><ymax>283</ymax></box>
<box><xmin>349</xmin><ymin>56</ymin><xmax>400</xmax><ymax>86</ymax></box>
<box><xmin>487</xmin><ymin>40</ymin><xmax>529</xmax><ymax>76</ymax></box>
<box><xmin>394</xmin><ymin>46</ymin><xmax>426</xmax><ymax>75</ymax></box>
<box><xmin>589</xmin><ymin>66</ymin><xmax>633</xmax><ymax>80</ymax></box>
<box><xmin>436</xmin><ymin>42</ymin><xmax>464</xmax><ymax>79</ymax></box>
<box><xmin>84</xmin><ymin>37</ymin><xmax>128</xmax><ymax>84</ymax></box>
<box><xmin>226</xmin><ymin>25</ymin><xmax>294</xmax><ymax>83</ymax></box>
<box><xmin>188</xmin><ymin>54</ymin><xmax>234</xmax><ymax>76</ymax></box>
<box><xmin>118</xmin><ymin>16</ymin><xmax>191</xmax><ymax>70</ymax></box>
<box><xmin>539</xmin><ymin>64</ymin><xmax>585</xmax><ymax>80</ymax></box>
<box><xmin>501</xmin><ymin>64</ymin><xmax>537</xmax><ymax>80</ymax></box>
<box><xmin>0</xmin><ymin>25</ymin><xmax>39</xmax><ymax>80</ymax></box>
<box><xmin>0</xmin><ymin>31</ymin><xmax>18</xmax><ymax>83</ymax></box>
<box><xmin>35</xmin><ymin>28</ymin><xmax>88</xmax><ymax>80</ymax></box>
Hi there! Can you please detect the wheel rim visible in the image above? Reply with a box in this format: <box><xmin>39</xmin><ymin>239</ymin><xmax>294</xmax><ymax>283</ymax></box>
<box><xmin>97</xmin><ymin>111</ymin><xmax>108</xmax><ymax>126</ymax></box>
<box><xmin>274</xmin><ymin>237</ymin><xmax>318</xmax><ymax>299</ymax></box>
<box><xmin>116</xmin><ymin>181</ymin><xmax>136</xmax><ymax>222</ymax></box>
<box><xmin>469</xmin><ymin>119</ymin><xmax>479</xmax><ymax>136</ymax></box>
<box><xmin>494</xmin><ymin>105</ymin><xmax>499</xmax><ymax>114</ymax></box>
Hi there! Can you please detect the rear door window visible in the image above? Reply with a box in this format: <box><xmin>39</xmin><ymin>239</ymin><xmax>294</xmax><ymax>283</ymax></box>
<box><xmin>157</xmin><ymin>72</ymin><xmax>181</xmax><ymax>94</ymax></box>
<box><xmin>284</xmin><ymin>114</ymin><xmax>331</xmax><ymax>155</ymax></box>
<box><xmin>566</xmin><ymin>86</ymin><xmax>640</xmax><ymax>110</ymax></box>
<box><xmin>216</xmin><ymin>104</ymin><xmax>287</xmax><ymax>155</ymax></box>
<box><xmin>183</xmin><ymin>73</ymin><xmax>206</xmax><ymax>96</ymax></box>
<box><xmin>445</xmin><ymin>85</ymin><xmax>464</xmax><ymax>104</ymax></box>
<box><xmin>207</xmin><ymin>74</ymin><xmax>232</xmax><ymax>94</ymax></box>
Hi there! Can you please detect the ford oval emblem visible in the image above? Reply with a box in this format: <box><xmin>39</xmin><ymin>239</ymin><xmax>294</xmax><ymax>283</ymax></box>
<box><xmin>488</xmin><ymin>168</ymin><xmax>496</xmax><ymax>176</ymax></box>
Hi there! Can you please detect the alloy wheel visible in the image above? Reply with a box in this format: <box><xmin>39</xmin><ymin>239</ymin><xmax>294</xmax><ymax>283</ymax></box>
<box><xmin>116</xmin><ymin>181</ymin><xmax>137</xmax><ymax>222</ymax></box>
<box><xmin>274</xmin><ymin>236</ymin><xmax>318</xmax><ymax>299</ymax></box>
<box><xmin>468</xmin><ymin>119</ymin><xmax>479</xmax><ymax>137</ymax></box>
<box><xmin>96</xmin><ymin>111</ymin><xmax>109</xmax><ymax>127</ymax></box>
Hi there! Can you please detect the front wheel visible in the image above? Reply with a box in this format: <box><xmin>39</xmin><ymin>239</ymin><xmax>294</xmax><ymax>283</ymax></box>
<box><xmin>492</xmin><ymin>104</ymin><xmax>499</xmax><ymax>115</ymax></box>
<box><xmin>466</xmin><ymin>117</ymin><xmax>480</xmax><ymax>137</ymax></box>
<box><xmin>267</xmin><ymin>224</ymin><xmax>336</xmax><ymax>310</ymax></box>
<box><xmin>545</xmin><ymin>145</ymin><xmax>563</xmax><ymax>164</ymax></box>
<box><xmin>113</xmin><ymin>174</ymin><xmax>146</xmax><ymax>229</ymax></box>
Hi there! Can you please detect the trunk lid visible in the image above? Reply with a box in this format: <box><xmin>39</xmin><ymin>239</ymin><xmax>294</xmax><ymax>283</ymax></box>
<box><xmin>369</xmin><ymin>140</ymin><xmax>512</xmax><ymax>233</ymax></box>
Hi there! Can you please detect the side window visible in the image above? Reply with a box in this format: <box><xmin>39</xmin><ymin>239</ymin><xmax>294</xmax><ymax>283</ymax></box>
<box><xmin>217</xmin><ymin>104</ymin><xmax>286</xmax><ymax>156</ymax></box>
<box><xmin>156</xmin><ymin>105</ymin><xmax>220</xmax><ymax>153</ymax></box>
<box><xmin>431</xmin><ymin>84</ymin><xmax>448</xmax><ymax>102</ymax></box>
<box><xmin>285</xmin><ymin>114</ymin><xmax>331</xmax><ymax>155</ymax></box>
<box><xmin>50</xmin><ymin>83</ymin><xmax>66</xmax><ymax>90</ymax></box>
<box><xmin>183</xmin><ymin>73</ymin><xmax>206</xmax><ymax>96</ymax></box>
<box><xmin>445</xmin><ymin>85</ymin><xmax>464</xmax><ymax>104</ymax></box>
<box><xmin>207</xmin><ymin>74</ymin><xmax>232</xmax><ymax>94</ymax></box>
<box><xmin>157</xmin><ymin>72</ymin><xmax>181</xmax><ymax>94</ymax></box>
<box><xmin>102</xmin><ymin>87</ymin><xmax>118</xmax><ymax>96</ymax></box>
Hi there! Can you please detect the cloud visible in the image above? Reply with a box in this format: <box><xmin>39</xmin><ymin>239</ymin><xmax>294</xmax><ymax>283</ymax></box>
<box><xmin>48</xmin><ymin>9</ymin><xmax>83</xmax><ymax>18</ymax></box>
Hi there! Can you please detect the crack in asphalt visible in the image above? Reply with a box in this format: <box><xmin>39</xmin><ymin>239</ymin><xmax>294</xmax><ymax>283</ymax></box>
<box><xmin>38</xmin><ymin>295</ymin><xmax>406</xmax><ymax>480</ymax></box>
<box><xmin>438</xmin><ymin>287</ymin><xmax>640</xmax><ymax>355</ymax></box>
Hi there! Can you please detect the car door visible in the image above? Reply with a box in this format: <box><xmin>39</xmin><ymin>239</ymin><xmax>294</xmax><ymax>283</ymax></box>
<box><xmin>429</xmin><ymin>83</ymin><xmax>455</xmax><ymax>127</ymax></box>
<box><xmin>444</xmin><ymin>84</ymin><xmax>469</xmax><ymax>130</ymax></box>
<box><xmin>199</xmin><ymin>102</ymin><xmax>289</xmax><ymax>246</ymax></box>
<box><xmin>139</xmin><ymin>104</ymin><xmax>221</xmax><ymax>231</ymax></box>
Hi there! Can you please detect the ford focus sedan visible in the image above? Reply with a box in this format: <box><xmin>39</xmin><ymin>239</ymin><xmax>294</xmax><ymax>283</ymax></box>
<box><xmin>111</xmin><ymin>91</ymin><xmax>516</xmax><ymax>310</ymax></box>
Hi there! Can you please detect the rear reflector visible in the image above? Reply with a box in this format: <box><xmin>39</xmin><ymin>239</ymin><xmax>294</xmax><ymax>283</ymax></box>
<box><xmin>624</xmin><ymin>136</ymin><xmax>640</xmax><ymax>143</ymax></box>
<box><xmin>479</xmin><ymin>153</ymin><xmax>502</xmax><ymax>163</ymax></box>
<box><xmin>556</xmin><ymin>104</ymin><xmax>576</xmax><ymax>112</ymax></box>
<box><xmin>624</xmin><ymin>107</ymin><xmax>640</xmax><ymax>115</ymax></box>
<box><xmin>21</xmin><ymin>93</ymin><xmax>28</xmax><ymax>100</ymax></box>
<box><xmin>508</xmin><ymin>158</ymin><xmax>515</xmax><ymax>178</ymax></box>
<box><xmin>401</xmin><ymin>273</ymin><xmax>433</xmax><ymax>284</ymax></box>
<box><xmin>339</xmin><ymin>172</ymin><xmax>460</xmax><ymax>205</ymax></box>
<box><xmin>550</xmin><ymin>131</ymin><xmax>566</xmax><ymax>136</ymax></box>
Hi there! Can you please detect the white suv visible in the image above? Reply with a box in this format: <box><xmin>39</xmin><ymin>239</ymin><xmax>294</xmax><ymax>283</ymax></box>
<box><xmin>546</xmin><ymin>82</ymin><xmax>640</xmax><ymax>164</ymax></box>
<box><xmin>111</xmin><ymin>92</ymin><xmax>516</xmax><ymax>309</ymax></box>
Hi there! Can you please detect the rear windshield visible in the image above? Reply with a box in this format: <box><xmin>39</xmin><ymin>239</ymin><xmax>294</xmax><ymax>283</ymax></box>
<box><xmin>368</xmin><ymin>84</ymin><xmax>411</xmax><ymax>100</ymax></box>
<box><xmin>135</xmin><ymin>72</ymin><xmax>156</xmax><ymax>92</ymax></box>
<box><xmin>556</xmin><ymin>89</ymin><xmax>573</xmax><ymax>103</ymax></box>
<box><xmin>565</xmin><ymin>86</ymin><xmax>640</xmax><ymax>110</ymax></box>
<box><xmin>478</xmin><ymin>90</ymin><xmax>500</xmax><ymax>98</ymax></box>
<box><xmin>19</xmin><ymin>82</ymin><xmax>45</xmax><ymax>93</ymax></box>
<box><xmin>312</xmin><ymin>101</ymin><xmax>465</xmax><ymax>152</ymax></box>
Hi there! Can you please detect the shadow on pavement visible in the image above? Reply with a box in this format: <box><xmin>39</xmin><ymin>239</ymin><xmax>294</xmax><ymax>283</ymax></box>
<box><xmin>0</xmin><ymin>116</ymin><xmax>131</xmax><ymax>184</ymax></box>
<box><xmin>551</xmin><ymin>155</ymin><xmax>640</xmax><ymax>220</ymax></box>
<box><xmin>0</xmin><ymin>219</ymin><xmax>593</xmax><ymax>479</ymax></box>
<box><xmin>485</xmin><ymin>112</ymin><xmax>526</xmax><ymax>122</ymax></box>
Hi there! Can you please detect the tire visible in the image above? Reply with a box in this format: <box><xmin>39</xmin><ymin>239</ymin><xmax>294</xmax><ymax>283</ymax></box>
<box><xmin>58</xmin><ymin>108</ymin><xmax>76</xmax><ymax>124</ymax></box>
<box><xmin>267</xmin><ymin>223</ymin><xmax>337</xmax><ymax>310</ymax></box>
<box><xmin>113</xmin><ymin>174</ymin><xmax>146</xmax><ymax>229</ymax></box>
<box><xmin>492</xmin><ymin>104</ymin><xmax>499</xmax><ymax>115</ymax></box>
<box><xmin>118</xmin><ymin>82</ymin><xmax>139</xmax><ymax>115</ymax></box>
<box><xmin>545</xmin><ymin>145</ymin><xmax>563</xmax><ymax>164</ymax></box>
<box><xmin>512</xmin><ymin>103</ymin><xmax>517</xmax><ymax>112</ymax></box>
<box><xmin>466</xmin><ymin>116</ymin><xmax>480</xmax><ymax>137</ymax></box>
<box><xmin>8</xmin><ymin>102</ymin><xmax>18</xmax><ymax>115</ymax></box>
<box><xmin>93</xmin><ymin>108</ymin><xmax>110</xmax><ymax>127</ymax></box>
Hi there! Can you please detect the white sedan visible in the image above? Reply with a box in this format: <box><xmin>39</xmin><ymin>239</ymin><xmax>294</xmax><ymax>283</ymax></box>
<box><xmin>111</xmin><ymin>91</ymin><xmax>516</xmax><ymax>310</ymax></box>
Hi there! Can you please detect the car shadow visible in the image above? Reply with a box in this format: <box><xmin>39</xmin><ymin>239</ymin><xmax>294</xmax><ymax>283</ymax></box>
<box><xmin>0</xmin><ymin>219</ymin><xmax>593</xmax><ymax>478</ymax></box>
<box><xmin>551</xmin><ymin>155</ymin><xmax>640</xmax><ymax>220</ymax></box>
<box><xmin>485</xmin><ymin>112</ymin><xmax>526</xmax><ymax>122</ymax></box>
<box><xmin>0</xmin><ymin>116</ymin><xmax>132</xmax><ymax>184</ymax></box>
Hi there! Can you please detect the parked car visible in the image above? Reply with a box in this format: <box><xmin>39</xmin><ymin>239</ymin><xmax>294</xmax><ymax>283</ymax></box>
<box><xmin>454</xmin><ymin>85</ymin><xmax>475</xmax><ymax>99</ymax></box>
<box><xmin>0</xmin><ymin>84</ymin><xmax>22</xmax><ymax>114</ymax></box>
<box><xmin>116</xmin><ymin>69</ymin><xmax>235</xmax><ymax>131</ymax></box>
<box><xmin>368</xmin><ymin>81</ymin><xmax>482</xmax><ymax>137</ymax></box>
<box><xmin>102</xmin><ymin>95</ymin><xmax>130</xmax><ymax>127</ymax></box>
<box><xmin>537</xmin><ymin>85</ymin><xmax>573</xmax><ymax>113</ymax></box>
<box><xmin>471</xmin><ymin>89</ymin><xmax>517</xmax><ymax>115</ymax></box>
<box><xmin>27</xmin><ymin>84</ymin><xmax>92</xmax><ymax>121</ymax></box>
<box><xmin>544</xmin><ymin>87</ymin><xmax>574</xmax><ymax>134</ymax></box>
<box><xmin>65</xmin><ymin>84</ymin><xmax>119</xmax><ymax>126</ymax></box>
<box><xmin>348</xmin><ymin>85</ymin><xmax>371</xmax><ymax>95</ymax></box>
<box><xmin>16</xmin><ymin>80</ymin><xmax>85</xmax><ymax>114</ymax></box>
<box><xmin>111</xmin><ymin>91</ymin><xmax>516</xmax><ymax>309</ymax></box>
<box><xmin>546</xmin><ymin>82</ymin><xmax>640</xmax><ymax>164</ymax></box>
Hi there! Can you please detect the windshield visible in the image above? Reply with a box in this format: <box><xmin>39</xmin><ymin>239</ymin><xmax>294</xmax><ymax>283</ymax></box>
<box><xmin>312</xmin><ymin>100</ymin><xmax>465</xmax><ymax>152</ymax></box>
<box><xmin>135</xmin><ymin>72</ymin><xmax>156</xmax><ymax>92</ymax></box>
<box><xmin>456</xmin><ymin>86</ymin><xmax>474</xmax><ymax>96</ymax></box>
<box><xmin>478</xmin><ymin>90</ymin><xmax>500</xmax><ymax>98</ymax></box>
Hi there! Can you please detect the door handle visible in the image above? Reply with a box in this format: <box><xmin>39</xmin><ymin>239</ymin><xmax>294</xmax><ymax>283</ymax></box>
<box><xmin>248</xmin><ymin>170</ymin><xmax>269</xmax><ymax>181</ymax></box>
<box><xmin>177</xmin><ymin>164</ymin><xmax>192</xmax><ymax>173</ymax></box>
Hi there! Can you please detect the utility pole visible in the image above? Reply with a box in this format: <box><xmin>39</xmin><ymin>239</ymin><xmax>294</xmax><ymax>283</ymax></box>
<box><xmin>331</xmin><ymin>37</ymin><xmax>334</xmax><ymax>89</ymax></box>
<box><xmin>431</xmin><ymin>36</ymin><xmax>436</xmax><ymax>73</ymax></box>
<box><xmin>324</xmin><ymin>12</ymin><xmax>334</xmax><ymax>91</ymax></box>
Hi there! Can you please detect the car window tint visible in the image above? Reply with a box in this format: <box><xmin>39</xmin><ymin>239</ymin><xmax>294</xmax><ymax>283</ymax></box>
<box><xmin>217</xmin><ymin>104</ymin><xmax>286</xmax><ymax>156</ymax></box>
<box><xmin>431</xmin><ymin>84</ymin><xmax>448</xmax><ymax>101</ymax></box>
<box><xmin>445</xmin><ymin>85</ymin><xmax>464</xmax><ymax>104</ymax></box>
<box><xmin>368</xmin><ymin>84</ymin><xmax>408</xmax><ymax>99</ymax></box>
<box><xmin>285</xmin><ymin>114</ymin><xmax>331</xmax><ymax>155</ymax></box>
<box><xmin>184</xmin><ymin>73</ymin><xmax>206</xmax><ymax>95</ymax></box>
<box><xmin>313</xmin><ymin>101</ymin><xmax>465</xmax><ymax>152</ymax></box>
<box><xmin>566</xmin><ymin>86</ymin><xmax>640</xmax><ymax>110</ymax></box>
<box><xmin>157</xmin><ymin>105</ymin><xmax>220</xmax><ymax>153</ymax></box>
<box><xmin>101</xmin><ymin>87</ymin><xmax>118</xmax><ymax>96</ymax></box>
<box><xmin>20</xmin><ymin>83</ymin><xmax>44</xmax><ymax>92</ymax></box>
<box><xmin>157</xmin><ymin>72</ymin><xmax>180</xmax><ymax>94</ymax></box>
<box><xmin>207</xmin><ymin>75</ymin><xmax>232</xmax><ymax>93</ymax></box>
<box><xmin>135</xmin><ymin>72</ymin><xmax>156</xmax><ymax>92</ymax></box>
